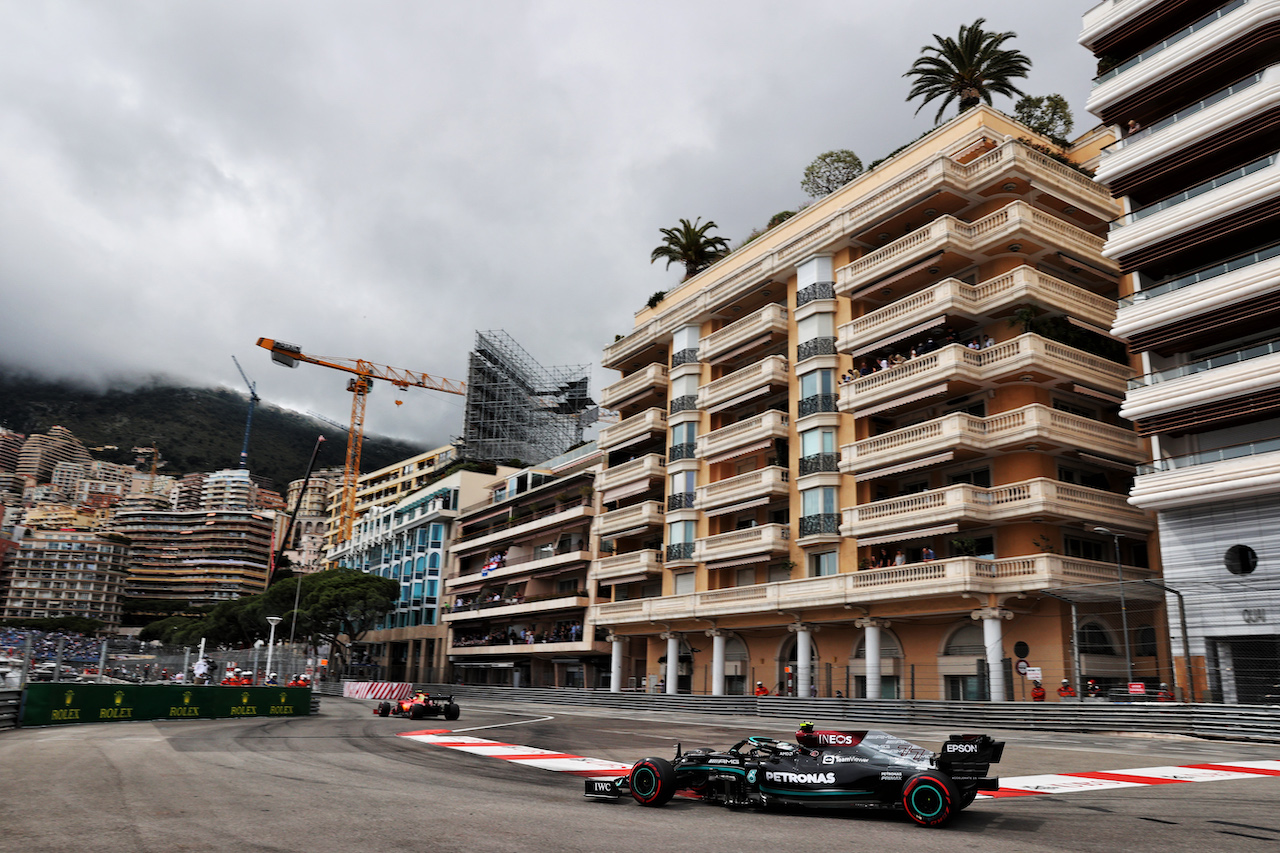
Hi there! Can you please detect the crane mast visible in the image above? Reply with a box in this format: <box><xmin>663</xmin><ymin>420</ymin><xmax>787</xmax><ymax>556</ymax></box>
<box><xmin>256</xmin><ymin>337</ymin><xmax>466</xmax><ymax>546</ymax></box>
<box><xmin>231</xmin><ymin>355</ymin><xmax>260</xmax><ymax>470</ymax></box>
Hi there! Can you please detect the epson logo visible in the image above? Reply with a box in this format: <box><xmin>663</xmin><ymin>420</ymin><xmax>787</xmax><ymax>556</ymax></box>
<box><xmin>945</xmin><ymin>742</ymin><xmax>979</xmax><ymax>753</ymax></box>
<box><xmin>764</xmin><ymin>771</ymin><xmax>836</xmax><ymax>785</ymax></box>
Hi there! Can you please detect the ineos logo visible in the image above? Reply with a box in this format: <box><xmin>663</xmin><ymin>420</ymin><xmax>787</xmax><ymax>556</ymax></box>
<box><xmin>819</xmin><ymin>733</ymin><xmax>854</xmax><ymax>745</ymax></box>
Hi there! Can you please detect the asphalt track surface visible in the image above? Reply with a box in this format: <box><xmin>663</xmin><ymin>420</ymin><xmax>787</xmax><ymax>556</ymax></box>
<box><xmin>2</xmin><ymin>695</ymin><xmax>1278</xmax><ymax>853</ymax></box>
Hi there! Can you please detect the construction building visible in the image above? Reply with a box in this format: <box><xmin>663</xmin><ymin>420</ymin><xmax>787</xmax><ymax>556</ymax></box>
<box><xmin>1083</xmin><ymin>0</ymin><xmax>1280</xmax><ymax>703</ymax></box>
<box><xmin>0</xmin><ymin>528</ymin><xmax>129</xmax><ymax>628</ymax></box>
<box><xmin>463</xmin><ymin>330</ymin><xmax>595</xmax><ymax>466</ymax></box>
<box><xmin>593</xmin><ymin>107</ymin><xmax>1163</xmax><ymax>700</ymax></box>
<box><xmin>443</xmin><ymin>444</ymin><xmax>607</xmax><ymax>687</ymax></box>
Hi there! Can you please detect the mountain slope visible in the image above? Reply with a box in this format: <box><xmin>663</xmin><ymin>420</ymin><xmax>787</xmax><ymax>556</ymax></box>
<box><xmin>0</xmin><ymin>372</ymin><xmax>428</xmax><ymax>488</ymax></box>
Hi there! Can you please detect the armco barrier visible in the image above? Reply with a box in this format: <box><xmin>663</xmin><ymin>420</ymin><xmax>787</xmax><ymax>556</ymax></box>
<box><xmin>397</xmin><ymin>684</ymin><xmax>1280</xmax><ymax>743</ymax></box>
<box><xmin>0</xmin><ymin>688</ymin><xmax>19</xmax><ymax>731</ymax></box>
<box><xmin>20</xmin><ymin>684</ymin><xmax>312</xmax><ymax>726</ymax></box>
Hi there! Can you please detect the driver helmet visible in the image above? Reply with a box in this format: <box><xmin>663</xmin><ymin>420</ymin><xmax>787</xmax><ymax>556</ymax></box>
<box><xmin>796</xmin><ymin>720</ymin><xmax>819</xmax><ymax>748</ymax></box>
<box><xmin>799</xmin><ymin>720</ymin><xmax>814</xmax><ymax>733</ymax></box>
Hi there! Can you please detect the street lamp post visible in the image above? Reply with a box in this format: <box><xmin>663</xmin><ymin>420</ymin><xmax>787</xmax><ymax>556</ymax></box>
<box><xmin>1094</xmin><ymin>527</ymin><xmax>1132</xmax><ymax>684</ymax></box>
<box><xmin>265</xmin><ymin>616</ymin><xmax>283</xmax><ymax>682</ymax></box>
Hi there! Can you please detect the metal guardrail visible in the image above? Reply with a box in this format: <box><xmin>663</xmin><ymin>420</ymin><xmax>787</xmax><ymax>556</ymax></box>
<box><xmin>399</xmin><ymin>684</ymin><xmax>1280</xmax><ymax>743</ymax></box>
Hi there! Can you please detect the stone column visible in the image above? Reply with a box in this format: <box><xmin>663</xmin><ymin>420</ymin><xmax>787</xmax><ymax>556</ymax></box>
<box><xmin>662</xmin><ymin>632</ymin><xmax>680</xmax><ymax>694</ymax></box>
<box><xmin>855</xmin><ymin>618</ymin><xmax>890</xmax><ymax>699</ymax></box>
<box><xmin>609</xmin><ymin>635</ymin><xmax>624</xmax><ymax>693</ymax></box>
<box><xmin>972</xmin><ymin>607</ymin><xmax>1013</xmax><ymax>702</ymax></box>
<box><xmin>707</xmin><ymin>629</ymin><xmax>726</xmax><ymax>696</ymax></box>
<box><xmin>788</xmin><ymin>623</ymin><xmax>819</xmax><ymax>697</ymax></box>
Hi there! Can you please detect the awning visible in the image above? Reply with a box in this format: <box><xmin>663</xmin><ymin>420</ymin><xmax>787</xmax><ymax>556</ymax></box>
<box><xmin>606</xmin><ymin>432</ymin><xmax>655</xmax><ymax>452</ymax></box>
<box><xmin>704</xmin><ymin>553</ymin><xmax>773</xmax><ymax>571</ymax></box>
<box><xmin>601</xmin><ymin>480</ymin><xmax>651</xmax><ymax>504</ymax></box>
<box><xmin>855</xmin><ymin>451</ymin><xmax>954</xmax><ymax>481</ymax></box>
<box><xmin>1072</xmin><ymin>384</ymin><xmax>1124</xmax><ymax>404</ymax></box>
<box><xmin>853</xmin><ymin>383</ymin><xmax>949</xmax><ymax>418</ymax></box>
<box><xmin>856</xmin><ymin>523</ymin><xmax>958</xmax><ymax>546</ymax></box>
<box><xmin>1068</xmin><ymin>316</ymin><xmax>1121</xmax><ymax>340</ymax></box>
<box><xmin>604</xmin><ymin>525</ymin><xmax>654</xmax><ymax>539</ymax></box>
<box><xmin>597</xmin><ymin>570</ymin><xmax>655</xmax><ymax>587</ymax></box>
<box><xmin>710</xmin><ymin>334</ymin><xmax>774</xmax><ymax>365</ymax></box>
<box><xmin>708</xmin><ymin>385</ymin><xmax>771</xmax><ymax>415</ymax></box>
<box><xmin>706</xmin><ymin>439</ymin><xmax>772</xmax><ymax>465</ymax></box>
<box><xmin>1078</xmin><ymin>452</ymin><xmax>1137</xmax><ymax>472</ymax></box>
<box><xmin>849</xmin><ymin>316</ymin><xmax>948</xmax><ymax>359</ymax></box>
<box><xmin>703</xmin><ymin>497</ymin><xmax>771</xmax><ymax>518</ymax></box>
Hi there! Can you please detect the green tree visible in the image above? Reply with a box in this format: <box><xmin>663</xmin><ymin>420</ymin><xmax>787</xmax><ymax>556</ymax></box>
<box><xmin>1014</xmin><ymin>94</ymin><xmax>1074</xmax><ymax>144</ymax></box>
<box><xmin>649</xmin><ymin>217</ymin><xmax>731</xmax><ymax>281</ymax></box>
<box><xmin>801</xmin><ymin>150</ymin><xmax>863</xmax><ymax>197</ymax></box>
<box><xmin>904</xmin><ymin>18</ymin><xmax>1032</xmax><ymax>124</ymax></box>
<box><xmin>291</xmin><ymin>568</ymin><xmax>399</xmax><ymax>666</ymax></box>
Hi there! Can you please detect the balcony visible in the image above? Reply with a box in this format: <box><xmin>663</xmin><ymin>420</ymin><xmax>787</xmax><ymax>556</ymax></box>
<box><xmin>696</xmin><ymin>466</ymin><xmax>790</xmax><ymax>511</ymax></box>
<box><xmin>837</xmin><ymin>266</ymin><xmax>1117</xmax><ymax>354</ymax></box>
<box><xmin>696</xmin><ymin>523</ymin><xmax>791</xmax><ymax>564</ymax></box>
<box><xmin>1114</xmin><ymin>242</ymin><xmax>1280</xmax><ymax>347</ymax></box>
<box><xmin>698</xmin><ymin>303</ymin><xmax>788</xmax><ymax>364</ymax></box>
<box><xmin>1097</xmin><ymin>65</ymin><xmax>1278</xmax><ymax>186</ymax></box>
<box><xmin>842</xmin><ymin>403</ymin><xmax>1142</xmax><ymax>475</ymax></box>
<box><xmin>696</xmin><ymin>355</ymin><xmax>789</xmax><ymax>413</ymax></box>
<box><xmin>600</xmin><ymin>363</ymin><xmax>668</xmax><ymax>411</ymax></box>
<box><xmin>836</xmin><ymin>202</ymin><xmax>1107</xmax><ymax>296</ymax></box>
<box><xmin>443</xmin><ymin>593</ymin><xmax>591</xmax><ymax>624</ymax></box>
<box><xmin>591</xmin><ymin>554</ymin><xmax>1155</xmax><ymax>625</ymax></box>
<box><xmin>1087</xmin><ymin>0</ymin><xmax>1255</xmax><ymax>117</ymax></box>
<box><xmin>592</xmin><ymin>548</ymin><xmax>663</xmax><ymax>586</ymax></box>
<box><xmin>450</xmin><ymin>638</ymin><xmax>612</xmax><ymax>658</ymax></box>
<box><xmin>839</xmin><ymin>335</ymin><xmax>1130</xmax><ymax>416</ymax></box>
<box><xmin>697</xmin><ymin>410</ymin><xmax>789</xmax><ymax>463</ymax></box>
<box><xmin>446</xmin><ymin>549</ymin><xmax>592</xmax><ymax>591</ymax></box>
<box><xmin>598</xmin><ymin>407</ymin><xmax>667</xmax><ymax>451</ymax></box>
<box><xmin>597</xmin><ymin>453</ymin><xmax>665</xmax><ymax>500</ymax></box>
<box><xmin>842</xmin><ymin>477</ymin><xmax>1150</xmax><ymax>538</ymax></box>
<box><xmin>1122</xmin><ymin>343</ymin><xmax>1280</xmax><ymax>426</ymax></box>
<box><xmin>1105</xmin><ymin>153</ymin><xmax>1280</xmax><ymax>262</ymax></box>
<box><xmin>595</xmin><ymin>501</ymin><xmax>664</xmax><ymax>539</ymax></box>
<box><xmin>1131</xmin><ymin>441</ymin><xmax>1280</xmax><ymax>509</ymax></box>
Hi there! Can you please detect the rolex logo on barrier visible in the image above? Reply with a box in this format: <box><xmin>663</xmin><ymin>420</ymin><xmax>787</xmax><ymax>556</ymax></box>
<box><xmin>170</xmin><ymin>690</ymin><xmax>200</xmax><ymax>717</ymax></box>
<box><xmin>114</xmin><ymin>691</ymin><xmax>124</xmax><ymax>706</ymax></box>
<box><xmin>53</xmin><ymin>689</ymin><xmax>81</xmax><ymax>721</ymax></box>
<box><xmin>231</xmin><ymin>690</ymin><xmax>257</xmax><ymax>716</ymax></box>
<box><xmin>183</xmin><ymin>691</ymin><xmax>192</xmax><ymax>705</ymax></box>
<box><xmin>64</xmin><ymin>690</ymin><xmax>75</xmax><ymax>705</ymax></box>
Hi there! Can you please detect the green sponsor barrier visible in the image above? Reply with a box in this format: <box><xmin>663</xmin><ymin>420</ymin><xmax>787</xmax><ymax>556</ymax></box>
<box><xmin>21</xmin><ymin>684</ymin><xmax>312</xmax><ymax>726</ymax></box>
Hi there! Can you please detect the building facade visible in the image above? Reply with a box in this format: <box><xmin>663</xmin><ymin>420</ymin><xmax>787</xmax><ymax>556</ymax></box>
<box><xmin>0</xmin><ymin>528</ymin><xmax>129</xmax><ymax>628</ymax></box>
<box><xmin>594</xmin><ymin>108</ymin><xmax>1164</xmax><ymax>700</ymax></box>
<box><xmin>443</xmin><ymin>445</ymin><xmax>608</xmax><ymax>688</ymax></box>
<box><xmin>1083</xmin><ymin>0</ymin><xmax>1280</xmax><ymax>703</ymax></box>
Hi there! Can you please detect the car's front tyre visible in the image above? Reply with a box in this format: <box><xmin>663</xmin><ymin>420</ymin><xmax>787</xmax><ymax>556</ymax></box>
<box><xmin>901</xmin><ymin>771</ymin><xmax>959</xmax><ymax>827</ymax></box>
<box><xmin>377</xmin><ymin>702</ymin><xmax>391</xmax><ymax>717</ymax></box>
<box><xmin>629</xmin><ymin>757</ymin><xmax>677</xmax><ymax>807</ymax></box>
<box><xmin>444</xmin><ymin>702</ymin><xmax>460</xmax><ymax>721</ymax></box>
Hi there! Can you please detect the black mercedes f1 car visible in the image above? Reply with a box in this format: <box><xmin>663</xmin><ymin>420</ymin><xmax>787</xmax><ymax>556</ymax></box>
<box><xmin>585</xmin><ymin>723</ymin><xmax>1003</xmax><ymax>827</ymax></box>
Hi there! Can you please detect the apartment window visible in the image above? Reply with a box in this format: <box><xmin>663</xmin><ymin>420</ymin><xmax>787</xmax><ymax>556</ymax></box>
<box><xmin>673</xmin><ymin>572</ymin><xmax>695</xmax><ymax>595</ymax></box>
<box><xmin>801</xmin><ymin>486</ymin><xmax>838</xmax><ymax>517</ymax></box>
<box><xmin>669</xmin><ymin>422</ymin><xmax>697</xmax><ymax>460</ymax></box>
<box><xmin>810</xmin><ymin>551</ymin><xmax>838</xmax><ymax>577</ymax></box>
<box><xmin>1053</xmin><ymin>398</ymin><xmax>1095</xmax><ymax>419</ymax></box>
<box><xmin>948</xmin><ymin>468</ymin><xmax>991</xmax><ymax>488</ymax></box>
<box><xmin>736</xmin><ymin>566</ymin><xmax>756</xmax><ymax>586</ymax></box>
<box><xmin>799</xmin><ymin>369</ymin><xmax>835</xmax><ymax>398</ymax></box>
<box><xmin>800</xmin><ymin>427</ymin><xmax>836</xmax><ymax>456</ymax></box>
<box><xmin>667</xmin><ymin>521</ymin><xmax>696</xmax><ymax>561</ymax></box>
<box><xmin>1064</xmin><ymin>535</ymin><xmax>1106</xmax><ymax>562</ymax></box>
<box><xmin>669</xmin><ymin>471</ymin><xmax>696</xmax><ymax>510</ymax></box>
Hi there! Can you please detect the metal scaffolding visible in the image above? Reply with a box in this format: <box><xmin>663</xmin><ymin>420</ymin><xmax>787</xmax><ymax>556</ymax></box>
<box><xmin>462</xmin><ymin>330</ymin><xmax>594</xmax><ymax>465</ymax></box>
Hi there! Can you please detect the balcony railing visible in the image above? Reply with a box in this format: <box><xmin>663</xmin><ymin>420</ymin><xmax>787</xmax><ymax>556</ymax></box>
<box><xmin>597</xmin><ymin>453</ymin><xmax>665</xmax><ymax>495</ymax></box>
<box><xmin>698</xmin><ymin>303</ymin><xmax>788</xmax><ymax>363</ymax></box>
<box><xmin>1107</xmin><ymin>69</ymin><xmax>1265</xmax><ymax>152</ymax></box>
<box><xmin>799</xmin><ymin>394</ymin><xmax>838</xmax><ymax>417</ymax></box>
<box><xmin>843</xmin><ymin>477</ymin><xmax>1148</xmax><ymax>536</ymax></box>
<box><xmin>667</xmin><ymin>492</ymin><xmax>696</xmax><ymax>511</ymax></box>
<box><xmin>797</xmin><ymin>337</ymin><xmax>837</xmax><ymax>362</ymax></box>
<box><xmin>1140</xmin><ymin>437</ymin><xmax>1280</xmax><ymax>474</ymax></box>
<box><xmin>669</xmin><ymin>395</ymin><xmax>699</xmax><ymax>414</ymax></box>
<box><xmin>1119</xmin><ymin>241</ymin><xmax>1280</xmax><ymax>306</ymax></box>
<box><xmin>667</xmin><ymin>542</ymin><xmax>695</xmax><ymax>562</ymax></box>
<box><xmin>798</xmin><ymin>513</ymin><xmax>840</xmax><ymax>537</ymax></box>
<box><xmin>667</xmin><ymin>442</ymin><xmax>697</xmax><ymax>463</ymax></box>
<box><xmin>595</xmin><ymin>501</ymin><xmax>664</xmax><ymax>538</ymax></box>
<box><xmin>697</xmin><ymin>523</ymin><xmax>791</xmax><ymax>562</ymax></box>
<box><xmin>1113</xmin><ymin>153</ymin><xmax>1278</xmax><ymax>230</ymax></box>
<box><xmin>798</xmin><ymin>453</ymin><xmax>839</xmax><ymax>476</ymax></box>
<box><xmin>592</xmin><ymin>554</ymin><xmax>1154</xmax><ymax>625</ymax></box>
<box><xmin>1130</xmin><ymin>338</ymin><xmax>1280</xmax><ymax>388</ymax></box>
<box><xmin>1092</xmin><ymin>0</ymin><xmax>1248</xmax><ymax>86</ymax></box>
<box><xmin>696</xmin><ymin>410</ymin><xmax>789</xmax><ymax>460</ymax></box>
<box><xmin>671</xmin><ymin>348</ymin><xmax>700</xmax><ymax>368</ymax></box>
<box><xmin>696</xmin><ymin>466</ymin><xmax>789</xmax><ymax>510</ymax></box>
<box><xmin>796</xmin><ymin>281</ymin><xmax>836</xmax><ymax>308</ymax></box>
<box><xmin>593</xmin><ymin>548</ymin><xmax>663</xmax><ymax>584</ymax></box>
<box><xmin>697</xmin><ymin>355</ymin><xmax>789</xmax><ymax>411</ymax></box>
<box><xmin>600</xmin><ymin>363</ymin><xmax>667</xmax><ymax>411</ymax></box>
<box><xmin>599</xmin><ymin>407</ymin><xmax>666</xmax><ymax>450</ymax></box>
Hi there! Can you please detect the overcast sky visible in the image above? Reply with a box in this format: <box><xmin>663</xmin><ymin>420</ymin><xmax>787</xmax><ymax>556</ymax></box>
<box><xmin>0</xmin><ymin>1</ymin><xmax>1101</xmax><ymax>452</ymax></box>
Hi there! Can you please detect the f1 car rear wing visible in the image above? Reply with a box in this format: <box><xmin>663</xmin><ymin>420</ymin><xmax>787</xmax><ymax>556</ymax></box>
<box><xmin>937</xmin><ymin>734</ymin><xmax>1004</xmax><ymax>790</ymax></box>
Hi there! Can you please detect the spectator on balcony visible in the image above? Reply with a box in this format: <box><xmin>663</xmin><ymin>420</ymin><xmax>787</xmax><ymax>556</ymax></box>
<box><xmin>922</xmin><ymin>546</ymin><xmax>935</xmax><ymax>562</ymax></box>
<box><xmin>858</xmin><ymin>361</ymin><xmax>873</xmax><ymax>377</ymax></box>
<box><xmin>893</xmin><ymin>549</ymin><xmax>906</xmax><ymax>566</ymax></box>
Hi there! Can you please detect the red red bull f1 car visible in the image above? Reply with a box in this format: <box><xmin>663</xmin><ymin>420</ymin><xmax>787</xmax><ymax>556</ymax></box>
<box><xmin>374</xmin><ymin>691</ymin><xmax>460</xmax><ymax>721</ymax></box>
<box><xmin>585</xmin><ymin>723</ymin><xmax>1003</xmax><ymax>827</ymax></box>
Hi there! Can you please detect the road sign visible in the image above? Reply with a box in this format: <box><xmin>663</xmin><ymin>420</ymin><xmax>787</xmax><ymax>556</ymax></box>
<box><xmin>1015</xmin><ymin>659</ymin><xmax>1029</xmax><ymax>675</ymax></box>
<box><xmin>1026</xmin><ymin>667</ymin><xmax>1042</xmax><ymax>681</ymax></box>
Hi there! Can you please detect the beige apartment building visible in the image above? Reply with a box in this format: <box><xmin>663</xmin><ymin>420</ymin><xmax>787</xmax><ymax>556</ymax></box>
<box><xmin>593</xmin><ymin>107</ymin><xmax>1166</xmax><ymax>700</ymax></box>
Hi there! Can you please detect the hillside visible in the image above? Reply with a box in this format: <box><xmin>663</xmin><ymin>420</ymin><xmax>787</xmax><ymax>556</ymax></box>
<box><xmin>0</xmin><ymin>372</ymin><xmax>428</xmax><ymax>488</ymax></box>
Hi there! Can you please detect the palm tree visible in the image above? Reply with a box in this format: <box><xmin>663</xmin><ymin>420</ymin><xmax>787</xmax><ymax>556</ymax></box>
<box><xmin>650</xmin><ymin>217</ymin><xmax>731</xmax><ymax>281</ymax></box>
<box><xmin>904</xmin><ymin>18</ymin><xmax>1031</xmax><ymax>124</ymax></box>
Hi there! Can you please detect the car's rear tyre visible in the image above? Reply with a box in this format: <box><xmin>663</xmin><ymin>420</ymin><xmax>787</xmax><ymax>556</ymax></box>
<box><xmin>629</xmin><ymin>757</ymin><xmax>677</xmax><ymax>807</ymax></box>
<box><xmin>902</xmin><ymin>771</ymin><xmax>959</xmax><ymax>827</ymax></box>
<box><xmin>377</xmin><ymin>702</ymin><xmax>390</xmax><ymax>717</ymax></box>
<box><xmin>444</xmin><ymin>703</ymin><xmax>460</xmax><ymax>721</ymax></box>
<box><xmin>409</xmin><ymin>704</ymin><xmax>426</xmax><ymax>720</ymax></box>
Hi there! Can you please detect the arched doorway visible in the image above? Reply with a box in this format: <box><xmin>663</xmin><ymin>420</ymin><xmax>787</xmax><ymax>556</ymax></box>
<box><xmin>941</xmin><ymin>623</ymin><xmax>986</xmax><ymax>700</ymax></box>
<box><xmin>779</xmin><ymin>635</ymin><xmax>821</xmax><ymax>696</ymax></box>
<box><xmin>724</xmin><ymin>636</ymin><xmax>748</xmax><ymax>695</ymax></box>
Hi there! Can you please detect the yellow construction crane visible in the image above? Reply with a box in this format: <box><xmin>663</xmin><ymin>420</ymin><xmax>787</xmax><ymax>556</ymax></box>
<box><xmin>256</xmin><ymin>337</ymin><xmax>467</xmax><ymax>543</ymax></box>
